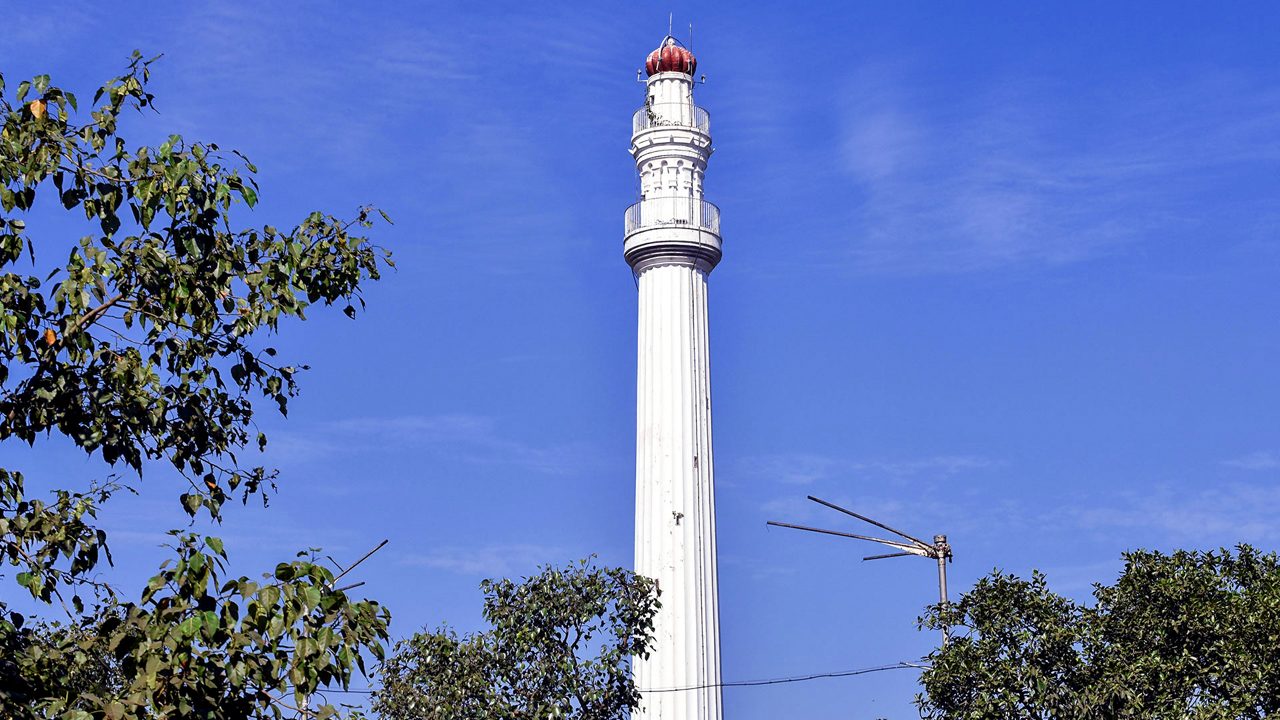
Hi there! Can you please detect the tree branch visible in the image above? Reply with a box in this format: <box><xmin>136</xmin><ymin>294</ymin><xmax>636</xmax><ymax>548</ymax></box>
<box><xmin>60</xmin><ymin>292</ymin><xmax>125</xmax><ymax>347</ymax></box>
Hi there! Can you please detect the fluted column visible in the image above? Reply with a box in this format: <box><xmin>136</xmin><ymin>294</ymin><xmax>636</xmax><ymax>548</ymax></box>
<box><xmin>633</xmin><ymin>260</ymin><xmax>722</xmax><ymax>720</ymax></box>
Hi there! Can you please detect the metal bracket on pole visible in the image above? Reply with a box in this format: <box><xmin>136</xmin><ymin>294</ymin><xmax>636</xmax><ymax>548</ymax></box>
<box><xmin>768</xmin><ymin>496</ymin><xmax>954</xmax><ymax>645</ymax></box>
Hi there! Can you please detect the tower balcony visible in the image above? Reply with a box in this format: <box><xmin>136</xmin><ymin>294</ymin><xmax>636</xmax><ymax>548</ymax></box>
<box><xmin>624</xmin><ymin>195</ymin><xmax>720</xmax><ymax>237</ymax></box>
<box><xmin>623</xmin><ymin>195</ymin><xmax>722</xmax><ymax>272</ymax></box>
<box><xmin>632</xmin><ymin>102</ymin><xmax>711</xmax><ymax>135</ymax></box>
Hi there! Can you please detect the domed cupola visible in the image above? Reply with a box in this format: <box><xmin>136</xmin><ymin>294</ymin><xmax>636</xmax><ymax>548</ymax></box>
<box><xmin>645</xmin><ymin>36</ymin><xmax>696</xmax><ymax>76</ymax></box>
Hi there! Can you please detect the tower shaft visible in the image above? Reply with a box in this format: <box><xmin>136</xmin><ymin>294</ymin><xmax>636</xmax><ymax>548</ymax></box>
<box><xmin>633</xmin><ymin>262</ymin><xmax>722</xmax><ymax>719</ymax></box>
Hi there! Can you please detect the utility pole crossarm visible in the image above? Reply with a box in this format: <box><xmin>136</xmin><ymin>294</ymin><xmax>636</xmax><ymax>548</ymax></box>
<box><xmin>766</xmin><ymin>520</ymin><xmax>925</xmax><ymax>553</ymax></box>
<box><xmin>806</xmin><ymin>495</ymin><xmax>933</xmax><ymax>549</ymax></box>
<box><xmin>863</xmin><ymin>551</ymin><xmax>916</xmax><ymax>561</ymax></box>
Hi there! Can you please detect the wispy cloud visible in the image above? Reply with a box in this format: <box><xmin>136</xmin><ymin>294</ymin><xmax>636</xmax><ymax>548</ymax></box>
<box><xmin>164</xmin><ymin>6</ymin><xmax>474</xmax><ymax>162</ymax></box>
<box><xmin>750</xmin><ymin>449</ymin><xmax>1280</xmax><ymax>554</ymax></box>
<box><xmin>719</xmin><ymin>552</ymin><xmax>801</xmax><ymax>582</ymax></box>
<box><xmin>0</xmin><ymin>7</ymin><xmax>100</xmax><ymax>66</ymax></box>
<box><xmin>744</xmin><ymin>451</ymin><xmax>1000</xmax><ymax>537</ymax></box>
<box><xmin>1037</xmin><ymin>559</ymin><xmax>1125</xmax><ymax>597</ymax></box>
<box><xmin>829</xmin><ymin>65</ymin><xmax>1280</xmax><ymax>274</ymax></box>
<box><xmin>1066</xmin><ymin>481</ymin><xmax>1280</xmax><ymax>545</ymax></box>
<box><xmin>399</xmin><ymin>543</ymin><xmax>564</xmax><ymax>577</ymax></box>
<box><xmin>760</xmin><ymin>492</ymin><xmax>914</xmax><ymax>527</ymax></box>
<box><xmin>1222</xmin><ymin>451</ymin><xmax>1280</xmax><ymax>471</ymax></box>
<box><xmin>736</xmin><ymin>452</ymin><xmax>997</xmax><ymax>486</ymax></box>
<box><xmin>266</xmin><ymin>414</ymin><xmax>603</xmax><ymax>477</ymax></box>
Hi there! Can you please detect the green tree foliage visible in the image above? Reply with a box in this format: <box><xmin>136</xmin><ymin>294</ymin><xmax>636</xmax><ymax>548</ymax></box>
<box><xmin>917</xmin><ymin>545</ymin><xmax>1280</xmax><ymax>719</ymax></box>
<box><xmin>374</xmin><ymin>560</ymin><xmax>660</xmax><ymax>720</ymax></box>
<box><xmin>0</xmin><ymin>52</ymin><xmax>393</xmax><ymax>718</ymax></box>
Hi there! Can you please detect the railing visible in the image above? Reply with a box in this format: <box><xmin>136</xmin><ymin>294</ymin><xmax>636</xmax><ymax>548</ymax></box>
<box><xmin>632</xmin><ymin>102</ymin><xmax>711</xmax><ymax>135</ymax></box>
<box><xmin>624</xmin><ymin>196</ymin><xmax>720</xmax><ymax>236</ymax></box>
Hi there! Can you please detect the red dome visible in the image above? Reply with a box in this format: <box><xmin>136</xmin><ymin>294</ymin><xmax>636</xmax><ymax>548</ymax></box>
<box><xmin>645</xmin><ymin>37</ymin><xmax>696</xmax><ymax>76</ymax></box>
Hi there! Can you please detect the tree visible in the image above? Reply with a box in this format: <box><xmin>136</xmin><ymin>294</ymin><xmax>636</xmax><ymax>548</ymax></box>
<box><xmin>917</xmin><ymin>545</ymin><xmax>1280</xmax><ymax>719</ymax></box>
<box><xmin>1</xmin><ymin>52</ymin><xmax>393</xmax><ymax>718</ymax></box>
<box><xmin>373</xmin><ymin>560</ymin><xmax>660</xmax><ymax>720</ymax></box>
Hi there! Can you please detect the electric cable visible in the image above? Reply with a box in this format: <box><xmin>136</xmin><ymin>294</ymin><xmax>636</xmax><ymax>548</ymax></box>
<box><xmin>642</xmin><ymin>661</ymin><xmax>926</xmax><ymax>693</ymax></box>
<box><xmin>319</xmin><ymin>660</ymin><xmax>930</xmax><ymax>695</ymax></box>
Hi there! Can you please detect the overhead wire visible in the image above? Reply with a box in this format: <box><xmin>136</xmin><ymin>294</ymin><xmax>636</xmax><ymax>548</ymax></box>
<box><xmin>642</xmin><ymin>661</ymin><xmax>927</xmax><ymax>693</ymax></box>
<box><xmin>318</xmin><ymin>660</ymin><xmax>930</xmax><ymax>696</ymax></box>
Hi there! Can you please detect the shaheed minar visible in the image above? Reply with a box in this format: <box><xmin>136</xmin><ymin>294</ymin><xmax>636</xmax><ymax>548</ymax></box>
<box><xmin>624</xmin><ymin>34</ymin><xmax>724</xmax><ymax>720</ymax></box>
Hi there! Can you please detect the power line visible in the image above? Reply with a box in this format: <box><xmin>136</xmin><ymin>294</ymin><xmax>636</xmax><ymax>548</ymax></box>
<box><xmin>642</xmin><ymin>661</ymin><xmax>927</xmax><ymax>693</ymax></box>
<box><xmin>319</xmin><ymin>661</ymin><xmax>930</xmax><ymax>696</ymax></box>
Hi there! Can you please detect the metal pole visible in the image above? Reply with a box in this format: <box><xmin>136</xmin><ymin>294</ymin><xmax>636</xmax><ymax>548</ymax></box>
<box><xmin>935</xmin><ymin>534</ymin><xmax>949</xmax><ymax>646</ymax></box>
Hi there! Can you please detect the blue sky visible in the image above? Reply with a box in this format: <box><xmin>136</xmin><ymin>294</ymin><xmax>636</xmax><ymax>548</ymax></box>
<box><xmin>4</xmin><ymin>2</ymin><xmax>1279</xmax><ymax>717</ymax></box>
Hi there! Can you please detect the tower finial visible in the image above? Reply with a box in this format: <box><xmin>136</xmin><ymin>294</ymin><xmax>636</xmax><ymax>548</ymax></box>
<box><xmin>668</xmin><ymin>12</ymin><xmax>673</xmax><ymax>38</ymax></box>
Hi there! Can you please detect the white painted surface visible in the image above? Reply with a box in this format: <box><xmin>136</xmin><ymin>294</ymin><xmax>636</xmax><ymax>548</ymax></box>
<box><xmin>627</xmin><ymin>62</ymin><xmax>724</xmax><ymax>720</ymax></box>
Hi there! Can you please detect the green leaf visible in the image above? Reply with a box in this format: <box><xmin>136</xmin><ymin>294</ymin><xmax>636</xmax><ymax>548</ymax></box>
<box><xmin>205</xmin><ymin>536</ymin><xmax>225</xmax><ymax>557</ymax></box>
<box><xmin>178</xmin><ymin>615</ymin><xmax>202</xmax><ymax>637</ymax></box>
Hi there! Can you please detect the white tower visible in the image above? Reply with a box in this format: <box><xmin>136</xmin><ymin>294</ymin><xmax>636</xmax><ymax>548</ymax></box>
<box><xmin>625</xmin><ymin>36</ymin><xmax>723</xmax><ymax>720</ymax></box>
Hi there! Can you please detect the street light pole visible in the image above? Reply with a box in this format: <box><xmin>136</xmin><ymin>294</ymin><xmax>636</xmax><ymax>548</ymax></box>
<box><xmin>934</xmin><ymin>534</ymin><xmax>950</xmax><ymax>645</ymax></box>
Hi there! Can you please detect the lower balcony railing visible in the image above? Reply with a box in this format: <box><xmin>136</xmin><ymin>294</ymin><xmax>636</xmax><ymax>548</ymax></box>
<box><xmin>624</xmin><ymin>196</ymin><xmax>720</xmax><ymax>236</ymax></box>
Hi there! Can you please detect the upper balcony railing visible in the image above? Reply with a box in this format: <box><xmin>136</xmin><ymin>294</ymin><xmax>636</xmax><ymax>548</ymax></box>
<box><xmin>624</xmin><ymin>195</ymin><xmax>720</xmax><ymax>237</ymax></box>
<box><xmin>632</xmin><ymin>102</ymin><xmax>711</xmax><ymax>135</ymax></box>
